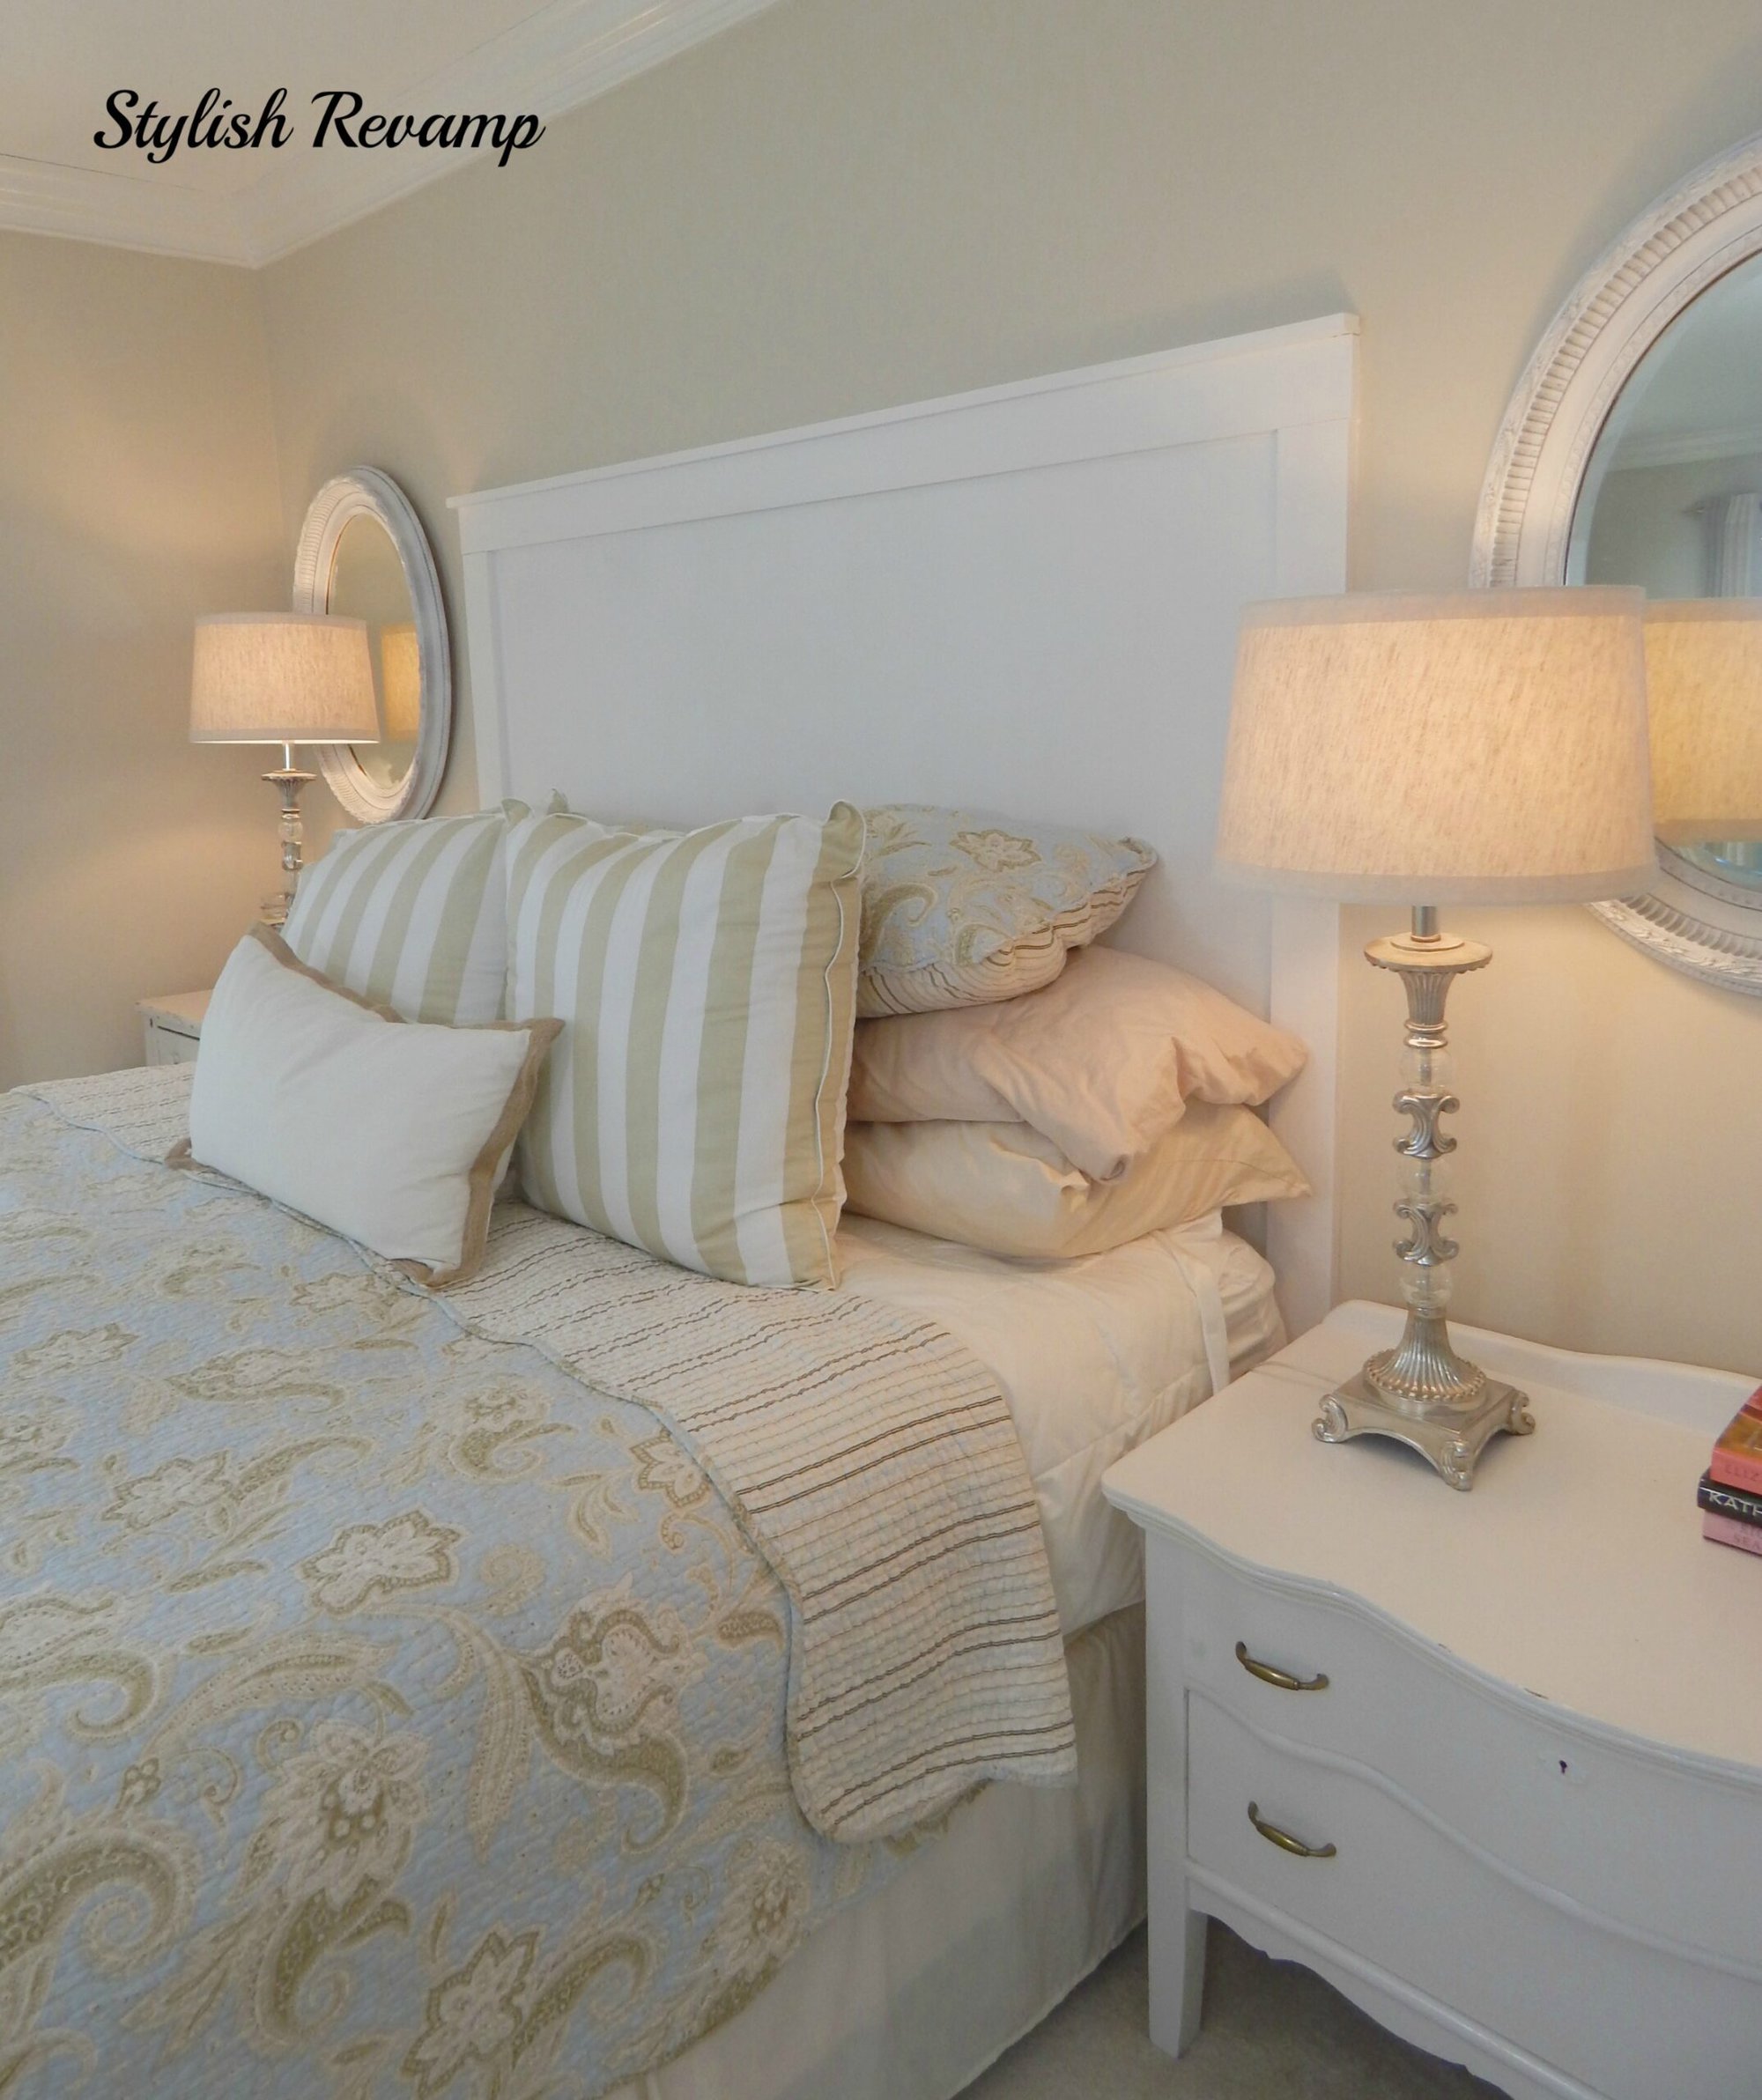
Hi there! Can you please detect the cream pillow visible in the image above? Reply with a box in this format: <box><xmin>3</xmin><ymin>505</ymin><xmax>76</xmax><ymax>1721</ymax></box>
<box><xmin>848</xmin><ymin>944</ymin><xmax>1308</xmax><ymax>1181</ymax></box>
<box><xmin>840</xmin><ymin>1104</ymin><xmax>1308</xmax><ymax>1260</ymax></box>
<box><xmin>857</xmin><ymin>804</ymin><xmax>1156</xmax><ymax>1017</ymax></box>
<box><xmin>507</xmin><ymin>802</ymin><xmax>865</xmax><ymax>1288</ymax></box>
<box><xmin>282</xmin><ymin>805</ymin><xmax>517</xmax><ymax>1024</ymax></box>
<box><xmin>177</xmin><ymin>927</ymin><xmax>560</xmax><ymax>1286</ymax></box>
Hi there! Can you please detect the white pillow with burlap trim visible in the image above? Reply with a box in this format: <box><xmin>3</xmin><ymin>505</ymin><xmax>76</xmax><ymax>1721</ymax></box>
<box><xmin>176</xmin><ymin>925</ymin><xmax>559</xmax><ymax>1287</ymax></box>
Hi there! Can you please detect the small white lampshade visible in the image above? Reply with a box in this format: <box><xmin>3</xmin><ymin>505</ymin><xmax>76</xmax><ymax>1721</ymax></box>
<box><xmin>379</xmin><ymin>623</ymin><xmax>421</xmax><ymax>743</ymax></box>
<box><xmin>1215</xmin><ymin>588</ymin><xmax>1656</xmax><ymax>904</ymax></box>
<box><xmin>190</xmin><ymin>611</ymin><xmax>378</xmax><ymax>745</ymax></box>
<box><xmin>1645</xmin><ymin>600</ymin><xmax>1762</xmax><ymax>845</ymax></box>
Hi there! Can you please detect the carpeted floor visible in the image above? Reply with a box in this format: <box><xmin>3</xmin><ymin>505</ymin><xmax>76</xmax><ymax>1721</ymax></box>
<box><xmin>959</xmin><ymin>1922</ymin><xmax>1505</xmax><ymax>2098</ymax></box>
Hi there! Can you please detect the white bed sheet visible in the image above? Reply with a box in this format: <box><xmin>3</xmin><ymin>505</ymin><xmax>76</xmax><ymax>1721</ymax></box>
<box><xmin>838</xmin><ymin>1211</ymin><xmax>1283</xmax><ymax>1638</ymax></box>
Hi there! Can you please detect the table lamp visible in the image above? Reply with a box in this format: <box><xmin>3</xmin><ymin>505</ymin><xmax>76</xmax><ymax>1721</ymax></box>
<box><xmin>191</xmin><ymin>611</ymin><xmax>378</xmax><ymax>923</ymax></box>
<box><xmin>1644</xmin><ymin>599</ymin><xmax>1762</xmax><ymax>849</ymax></box>
<box><xmin>1216</xmin><ymin>588</ymin><xmax>1655</xmax><ymax>1488</ymax></box>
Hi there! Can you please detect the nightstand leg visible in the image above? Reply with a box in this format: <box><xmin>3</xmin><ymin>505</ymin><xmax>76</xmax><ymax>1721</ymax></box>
<box><xmin>1148</xmin><ymin>1893</ymin><xmax>1206</xmax><ymax>2055</ymax></box>
<box><xmin>1144</xmin><ymin>1534</ymin><xmax>1206</xmax><ymax>2055</ymax></box>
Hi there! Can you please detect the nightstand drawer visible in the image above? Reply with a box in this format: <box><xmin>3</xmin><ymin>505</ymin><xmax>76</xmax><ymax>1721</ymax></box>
<box><xmin>1184</xmin><ymin>1690</ymin><xmax>1762</xmax><ymax>2100</ymax></box>
<box><xmin>144</xmin><ymin>1024</ymin><xmax>201</xmax><ymax>1067</ymax></box>
<box><xmin>140</xmin><ymin>992</ymin><xmax>210</xmax><ymax>1069</ymax></box>
<box><xmin>1159</xmin><ymin>1534</ymin><xmax>1762</xmax><ymax>1962</ymax></box>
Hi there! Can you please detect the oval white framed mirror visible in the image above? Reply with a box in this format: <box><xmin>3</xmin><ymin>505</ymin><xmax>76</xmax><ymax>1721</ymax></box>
<box><xmin>1475</xmin><ymin>132</ymin><xmax>1762</xmax><ymax>995</ymax></box>
<box><xmin>294</xmin><ymin>467</ymin><xmax>451</xmax><ymax>823</ymax></box>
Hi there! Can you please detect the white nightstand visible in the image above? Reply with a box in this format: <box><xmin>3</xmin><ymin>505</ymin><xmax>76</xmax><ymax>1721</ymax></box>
<box><xmin>138</xmin><ymin>990</ymin><xmax>211</xmax><ymax>1067</ymax></box>
<box><xmin>1102</xmin><ymin>1300</ymin><xmax>1762</xmax><ymax>2100</ymax></box>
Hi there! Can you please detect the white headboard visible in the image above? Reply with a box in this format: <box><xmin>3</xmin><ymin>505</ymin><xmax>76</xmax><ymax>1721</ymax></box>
<box><xmin>452</xmin><ymin>314</ymin><xmax>1357</xmax><ymax>1328</ymax></box>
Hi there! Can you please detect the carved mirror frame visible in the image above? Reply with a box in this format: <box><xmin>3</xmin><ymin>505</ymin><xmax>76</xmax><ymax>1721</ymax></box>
<box><xmin>1473</xmin><ymin>129</ymin><xmax>1762</xmax><ymax>994</ymax></box>
<box><xmin>293</xmin><ymin>467</ymin><xmax>451</xmax><ymax>824</ymax></box>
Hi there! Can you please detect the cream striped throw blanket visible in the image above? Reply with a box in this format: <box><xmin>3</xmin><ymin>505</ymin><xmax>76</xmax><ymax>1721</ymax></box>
<box><xmin>508</xmin><ymin>802</ymin><xmax>864</xmax><ymax>1289</ymax></box>
<box><xmin>443</xmin><ymin>1206</ymin><xmax>1078</xmax><ymax>1840</ymax></box>
<box><xmin>48</xmin><ymin>1064</ymin><xmax>1077</xmax><ymax>1844</ymax></box>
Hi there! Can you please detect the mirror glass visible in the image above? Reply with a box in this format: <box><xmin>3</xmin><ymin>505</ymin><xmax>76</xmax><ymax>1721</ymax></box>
<box><xmin>1573</xmin><ymin>250</ymin><xmax>1762</xmax><ymax>890</ymax></box>
<box><xmin>326</xmin><ymin>514</ymin><xmax>419</xmax><ymax>795</ymax></box>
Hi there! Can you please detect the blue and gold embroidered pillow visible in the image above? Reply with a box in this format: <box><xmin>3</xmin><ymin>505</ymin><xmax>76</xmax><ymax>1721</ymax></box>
<box><xmin>856</xmin><ymin>805</ymin><xmax>1156</xmax><ymax>1017</ymax></box>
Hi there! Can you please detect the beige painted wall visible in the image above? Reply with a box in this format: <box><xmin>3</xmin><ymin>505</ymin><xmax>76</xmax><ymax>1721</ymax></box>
<box><xmin>253</xmin><ymin>0</ymin><xmax>1762</xmax><ymax>1375</ymax></box>
<box><xmin>0</xmin><ymin>233</ymin><xmax>285</xmax><ymax>1090</ymax></box>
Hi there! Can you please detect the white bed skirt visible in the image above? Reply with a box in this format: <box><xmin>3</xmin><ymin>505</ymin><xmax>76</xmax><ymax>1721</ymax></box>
<box><xmin>612</xmin><ymin>1603</ymin><xmax>1147</xmax><ymax>2100</ymax></box>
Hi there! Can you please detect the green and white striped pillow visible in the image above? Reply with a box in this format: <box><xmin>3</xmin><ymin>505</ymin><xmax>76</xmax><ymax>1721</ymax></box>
<box><xmin>507</xmin><ymin>802</ymin><xmax>866</xmax><ymax>1288</ymax></box>
<box><xmin>283</xmin><ymin>809</ymin><xmax>513</xmax><ymax>1025</ymax></box>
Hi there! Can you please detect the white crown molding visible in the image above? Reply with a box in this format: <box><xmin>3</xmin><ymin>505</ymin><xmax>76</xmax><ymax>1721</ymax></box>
<box><xmin>0</xmin><ymin>0</ymin><xmax>785</xmax><ymax>270</ymax></box>
<box><xmin>0</xmin><ymin>151</ymin><xmax>252</xmax><ymax>262</ymax></box>
<box><xmin>236</xmin><ymin>0</ymin><xmax>787</xmax><ymax>263</ymax></box>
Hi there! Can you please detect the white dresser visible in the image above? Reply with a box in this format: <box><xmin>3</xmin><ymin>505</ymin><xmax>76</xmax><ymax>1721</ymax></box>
<box><xmin>1102</xmin><ymin>1300</ymin><xmax>1762</xmax><ymax>2100</ymax></box>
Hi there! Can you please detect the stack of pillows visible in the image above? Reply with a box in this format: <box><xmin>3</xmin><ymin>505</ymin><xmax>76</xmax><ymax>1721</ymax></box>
<box><xmin>181</xmin><ymin>798</ymin><xmax>1307</xmax><ymax>1292</ymax></box>
<box><xmin>841</xmin><ymin>807</ymin><xmax>1308</xmax><ymax>1257</ymax></box>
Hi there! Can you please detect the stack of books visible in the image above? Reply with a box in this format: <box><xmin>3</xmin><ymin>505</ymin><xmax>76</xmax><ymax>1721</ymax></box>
<box><xmin>1699</xmin><ymin>1387</ymin><xmax>1762</xmax><ymax>1557</ymax></box>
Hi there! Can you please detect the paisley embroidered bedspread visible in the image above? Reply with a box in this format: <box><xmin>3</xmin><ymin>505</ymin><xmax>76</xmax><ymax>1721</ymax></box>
<box><xmin>0</xmin><ymin>1074</ymin><xmax>1002</xmax><ymax>2098</ymax></box>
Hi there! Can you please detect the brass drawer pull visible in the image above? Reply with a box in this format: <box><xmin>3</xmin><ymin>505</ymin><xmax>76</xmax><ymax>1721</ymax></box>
<box><xmin>1235</xmin><ymin>1641</ymin><xmax>1329</xmax><ymax>1692</ymax></box>
<box><xmin>1247</xmin><ymin>1801</ymin><xmax>1336</xmax><ymax>1859</ymax></box>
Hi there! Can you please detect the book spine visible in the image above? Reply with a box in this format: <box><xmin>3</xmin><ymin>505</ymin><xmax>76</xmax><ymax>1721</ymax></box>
<box><xmin>1703</xmin><ymin>1511</ymin><xmax>1762</xmax><ymax>1557</ymax></box>
<box><xmin>1709</xmin><ymin>1448</ymin><xmax>1762</xmax><ymax>1496</ymax></box>
<box><xmin>1698</xmin><ymin>1475</ymin><xmax>1762</xmax><ymax>1527</ymax></box>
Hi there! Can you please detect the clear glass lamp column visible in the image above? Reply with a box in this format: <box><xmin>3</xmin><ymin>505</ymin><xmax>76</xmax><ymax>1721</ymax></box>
<box><xmin>1312</xmin><ymin>906</ymin><xmax>1536</xmax><ymax>1490</ymax></box>
<box><xmin>263</xmin><ymin>739</ymin><xmax>318</xmax><ymax>928</ymax></box>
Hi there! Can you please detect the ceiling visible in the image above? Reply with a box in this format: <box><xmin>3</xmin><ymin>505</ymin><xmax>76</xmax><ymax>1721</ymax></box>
<box><xmin>0</xmin><ymin>0</ymin><xmax>781</xmax><ymax>266</ymax></box>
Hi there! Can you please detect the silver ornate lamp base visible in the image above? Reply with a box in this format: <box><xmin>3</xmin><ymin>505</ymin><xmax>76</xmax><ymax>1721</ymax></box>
<box><xmin>260</xmin><ymin>753</ymin><xmax>315</xmax><ymax>928</ymax></box>
<box><xmin>1313</xmin><ymin>910</ymin><xmax>1536</xmax><ymax>1491</ymax></box>
<box><xmin>1314</xmin><ymin>1359</ymin><xmax>1535</xmax><ymax>1494</ymax></box>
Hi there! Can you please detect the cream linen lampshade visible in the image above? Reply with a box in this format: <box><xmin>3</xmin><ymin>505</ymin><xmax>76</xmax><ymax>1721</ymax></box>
<box><xmin>191</xmin><ymin>610</ymin><xmax>377</xmax><ymax>927</ymax></box>
<box><xmin>379</xmin><ymin>623</ymin><xmax>421</xmax><ymax>743</ymax></box>
<box><xmin>190</xmin><ymin>611</ymin><xmax>378</xmax><ymax>745</ymax></box>
<box><xmin>1216</xmin><ymin>588</ymin><xmax>1656</xmax><ymax>905</ymax></box>
<box><xmin>1645</xmin><ymin>599</ymin><xmax>1762</xmax><ymax>846</ymax></box>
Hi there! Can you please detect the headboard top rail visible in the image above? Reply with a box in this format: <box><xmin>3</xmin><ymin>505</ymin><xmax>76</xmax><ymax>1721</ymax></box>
<box><xmin>451</xmin><ymin>313</ymin><xmax>1359</xmax><ymax>553</ymax></box>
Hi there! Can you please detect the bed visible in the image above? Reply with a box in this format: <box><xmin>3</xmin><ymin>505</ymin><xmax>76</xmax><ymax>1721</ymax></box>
<box><xmin>611</xmin><ymin>1218</ymin><xmax>1283</xmax><ymax>2100</ymax></box>
<box><xmin>0</xmin><ymin>316</ymin><xmax>1352</xmax><ymax>2098</ymax></box>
